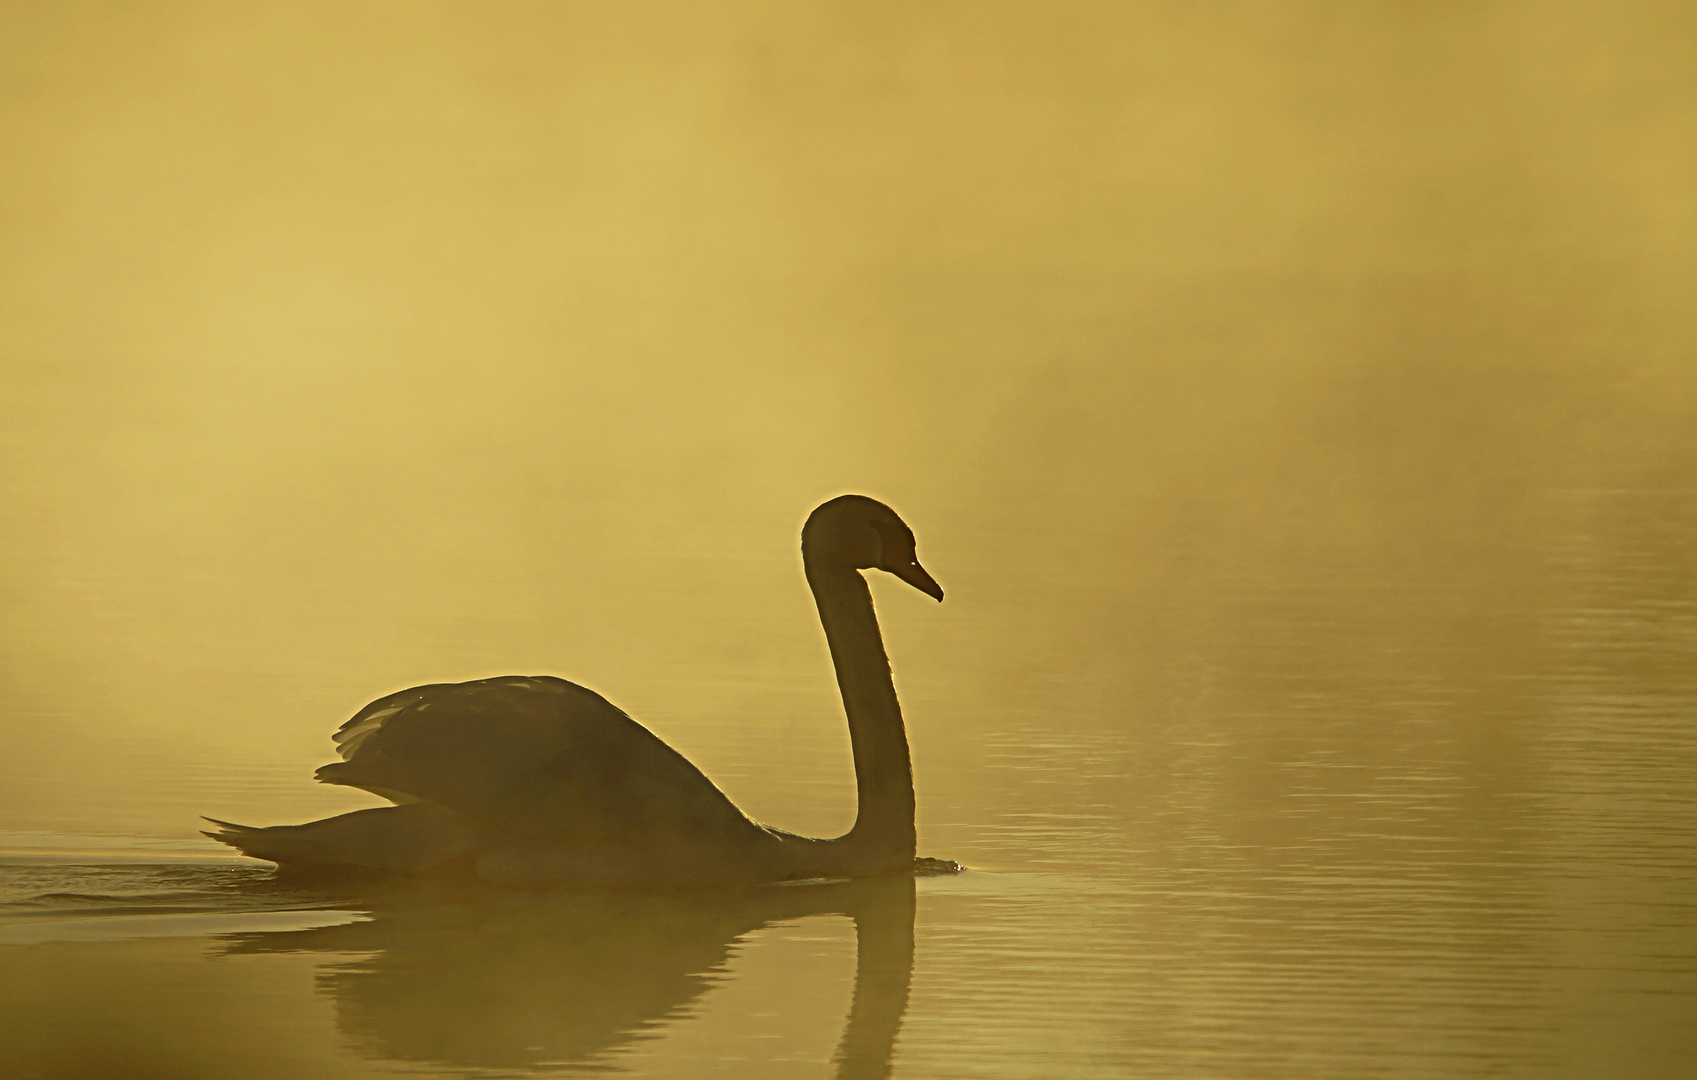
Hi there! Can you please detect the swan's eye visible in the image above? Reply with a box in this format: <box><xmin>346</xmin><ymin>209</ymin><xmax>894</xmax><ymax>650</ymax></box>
<box><xmin>868</xmin><ymin>521</ymin><xmax>911</xmax><ymax>570</ymax></box>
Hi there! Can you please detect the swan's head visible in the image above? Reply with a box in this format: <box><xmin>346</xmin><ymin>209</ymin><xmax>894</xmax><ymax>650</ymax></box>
<box><xmin>803</xmin><ymin>495</ymin><xmax>944</xmax><ymax>601</ymax></box>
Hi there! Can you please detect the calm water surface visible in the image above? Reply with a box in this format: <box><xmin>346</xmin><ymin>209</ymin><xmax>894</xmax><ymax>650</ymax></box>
<box><xmin>3</xmin><ymin>489</ymin><xmax>1693</xmax><ymax>1079</ymax></box>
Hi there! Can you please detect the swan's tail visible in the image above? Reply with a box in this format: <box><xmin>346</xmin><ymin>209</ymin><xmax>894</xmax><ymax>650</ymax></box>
<box><xmin>200</xmin><ymin>803</ymin><xmax>477</xmax><ymax>873</ymax></box>
<box><xmin>201</xmin><ymin>817</ymin><xmax>329</xmax><ymax>867</ymax></box>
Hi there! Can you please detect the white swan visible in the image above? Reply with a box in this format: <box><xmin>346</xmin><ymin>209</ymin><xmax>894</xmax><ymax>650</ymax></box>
<box><xmin>204</xmin><ymin>495</ymin><xmax>943</xmax><ymax>888</ymax></box>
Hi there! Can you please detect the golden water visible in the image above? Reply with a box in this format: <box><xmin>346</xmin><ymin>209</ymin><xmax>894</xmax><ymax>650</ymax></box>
<box><xmin>3</xmin><ymin>4</ymin><xmax>1695</xmax><ymax>1078</ymax></box>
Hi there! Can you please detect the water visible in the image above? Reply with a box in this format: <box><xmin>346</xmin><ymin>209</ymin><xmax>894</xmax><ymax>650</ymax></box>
<box><xmin>4</xmin><ymin>489</ymin><xmax>1694</xmax><ymax>1078</ymax></box>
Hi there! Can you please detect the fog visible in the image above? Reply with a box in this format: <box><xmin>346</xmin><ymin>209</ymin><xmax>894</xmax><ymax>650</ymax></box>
<box><xmin>2</xmin><ymin>5</ymin><xmax>1694</xmax><ymax>1075</ymax></box>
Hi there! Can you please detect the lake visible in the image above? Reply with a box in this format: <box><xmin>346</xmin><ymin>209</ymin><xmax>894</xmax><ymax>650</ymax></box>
<box><xmin>5</xmin><ymin>481</ymin><xmax>1694</xmax><ymax>1078</ymax></box>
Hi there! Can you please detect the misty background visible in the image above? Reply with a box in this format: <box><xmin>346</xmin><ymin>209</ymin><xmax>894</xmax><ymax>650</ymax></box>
<box><xmin>2</xmin><ymin>2</ymin><xmax>1693</xmax><ymax>854</ymax></box>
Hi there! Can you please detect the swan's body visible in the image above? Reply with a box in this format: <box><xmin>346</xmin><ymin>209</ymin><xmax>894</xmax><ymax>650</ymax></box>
<box><xmin>205</xmin><ymin>495</ymin><xmax>943</xmax><ymax>888</ymax></box>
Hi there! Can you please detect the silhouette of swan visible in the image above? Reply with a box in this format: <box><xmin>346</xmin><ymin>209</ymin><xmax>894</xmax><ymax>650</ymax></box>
<box><xmin>216</xmin><ymin>874</ymin><xmax>918</xmax><ymax>1078</ymax></box>
<box><xmin>205</xmin><ymin>495</ymin><xmax>943</xmax><ymax>888</ymax></box>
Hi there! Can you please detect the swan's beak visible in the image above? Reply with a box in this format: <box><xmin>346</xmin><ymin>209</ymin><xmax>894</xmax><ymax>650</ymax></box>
<box><xmin>891</xmin><ymin>558</ymin><xmax>944</xmax><ymax>602</ymax></box>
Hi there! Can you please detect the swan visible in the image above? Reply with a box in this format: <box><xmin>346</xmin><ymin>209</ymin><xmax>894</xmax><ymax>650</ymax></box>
<box><xmin>204</xmin><ymin>494</ymin><xmax>943</xmax><ymax>888</ymax></box>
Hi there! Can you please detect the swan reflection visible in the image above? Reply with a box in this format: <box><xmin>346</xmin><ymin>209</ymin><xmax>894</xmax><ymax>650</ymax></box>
<box><xmin>218</xmin><ymin>873</ymin><xmax>917</xmax><ymax>1077</ymax></box>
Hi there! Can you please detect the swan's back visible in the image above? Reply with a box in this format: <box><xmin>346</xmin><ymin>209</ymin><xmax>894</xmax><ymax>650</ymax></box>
<box><xmin>316</xmin><ymin>676</ymin><xmax>763</xmax><ymax>848</ymax></box>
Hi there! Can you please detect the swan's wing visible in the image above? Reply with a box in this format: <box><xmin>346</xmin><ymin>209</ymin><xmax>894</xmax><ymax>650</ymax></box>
<box><xmin>314</xmin><ymin>676</ymin><xmax>760</xmax><ymax>846</ymax></box>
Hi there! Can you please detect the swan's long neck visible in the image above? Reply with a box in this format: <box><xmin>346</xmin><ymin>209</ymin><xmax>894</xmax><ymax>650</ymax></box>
<box><xmin>806</xmin><ymin>559</ymin><xmax>916</xmax><ymax>870</ymax></box>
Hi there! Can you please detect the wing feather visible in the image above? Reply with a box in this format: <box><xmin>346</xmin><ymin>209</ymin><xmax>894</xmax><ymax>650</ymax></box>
<box><xmin>314</xmin><ymin>675</ymin><xmax>760</xmax><ymax>848</ymax></box>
